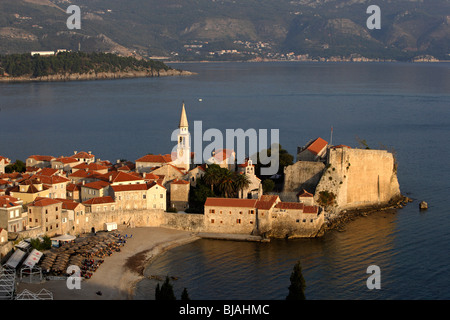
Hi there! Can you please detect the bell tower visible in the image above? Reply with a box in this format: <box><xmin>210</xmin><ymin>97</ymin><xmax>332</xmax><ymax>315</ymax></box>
<box><xmin>176</xmin><ymin>103</ymin><xmax>190</xmax><ymax>170</ymax></box>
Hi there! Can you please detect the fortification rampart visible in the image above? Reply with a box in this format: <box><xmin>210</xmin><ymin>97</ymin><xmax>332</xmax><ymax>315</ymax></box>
<box><xmin>282</xmin><ymin>161</ymin><xmax>325</xmax><ymax>201</ymax></box>
<box><xmin>314</xmin><ymin>148</ymin><xmax>401</xmax><ymax>212</ymax></box>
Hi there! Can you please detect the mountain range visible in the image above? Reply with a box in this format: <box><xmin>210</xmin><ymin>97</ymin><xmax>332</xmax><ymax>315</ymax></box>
<box><xmin>0</xmin><ymin>0</ymin><xmax>449</xmax><ymax>61</ymax></box>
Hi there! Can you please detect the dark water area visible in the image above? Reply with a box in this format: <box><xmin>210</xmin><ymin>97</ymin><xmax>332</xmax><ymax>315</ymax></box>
<box><xmin>1</xmin><ymin>61</ymin><xmax>449</xmax><ymax>299</ymax></box>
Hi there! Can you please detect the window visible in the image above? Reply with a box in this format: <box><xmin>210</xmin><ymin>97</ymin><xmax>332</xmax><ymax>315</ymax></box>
<box><xmin>310</xmin><ymin>219</ymin><xmax>314</xmax><ymax>223</ymax></box>
<box><xmin>143</xmin><ymin>194</ymin><xmax>146</xmax><ymax>199</ymax></box>
<box><xmin>236</xmin><ymin>219</ymin><xmax>241</xmax><ymax>224</ymax></box>
<box><xmin>250</xmin><ymin>221</ymin><xmax>254</xmax><ymax>224</ymax></box>
<box><xmin>296</xmin><ymin>219</ymin><xmax>300</xmax><ymax>223</ymax></box>
<box><xmin>56</xmin><ymin>207</ymin><xmax>58</xmax><ymax>211</ymax></box>
<box><xmin>45</xmin><ymin>210</ymin><xmax>48</xmax><ymax>214</ymax></box>
<box><xmin>239</xmin><ymin>211</ymin><xmax>243</xmax><ymax>215</ymax></box>
<box><xmin>9</xmin><ymin>212</ymin><xmax>13</xmax><ymax>219</ymax></box>
<box><xmin>211</xmin><ymin>219</ymin><xmax>214</xmax><ymax>224</ymax></box>
<box><xmin>303</xmin><ymin>219</ymin><xmax>306</xmax><ymax>223</ymax></box>
<box><xmin>29</xmin><ymin>209</ymin><xmax>31</xmax><ymax>213</ymax></box>
<box><xmin>160</xmin><ymin>194</ymin><xmax>163</xmax><ymax>198</ymax></box>
<box><xmin>29</xmin><ymin>218</ymin><xmax>32</xmax><ymax>222</ymax></box>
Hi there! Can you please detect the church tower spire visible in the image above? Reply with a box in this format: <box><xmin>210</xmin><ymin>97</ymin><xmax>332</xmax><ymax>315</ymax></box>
<box><xmin>176</xmin><ymin>102</ymin><xmax>190</xmax><ymax>171</ymax></box>
<box><xmin>179</xmin><ymin>102</ymin><xmax>188</xmax><ymax>129</ymax></box>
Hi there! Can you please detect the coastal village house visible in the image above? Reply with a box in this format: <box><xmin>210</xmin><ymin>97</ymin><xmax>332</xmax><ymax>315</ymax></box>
<box><xmin>82</xmin><ymin>196</ymin><xmax>116</xmax><ymax>213</ymax></box>
<box><xmin>237</xmin><ymin>160</ymin><xmax>262</xmax><ymax>199</ymax></box>
<box><xmin>0</xmin><ymin>156</ymin><xmax>11</xmax><ymax>174</ymax></box>
<box><xmin>297</xmin><ymin>137</ymin><xmax>328</xmax><ymax>162</ymax></box>
<box><xmin>206</xmin><ymin>149</ymin><xmax>236</xmax><ymax>172</ymax></box>
<box><xmin>71</xmin><ymin>151</ymin><xmax>95</xmax><ymax>164</ymax></box>
<box><xmin>51</xmin><ymin>156</ymin><xmax>80</xmax><ymax>173</ymax></box>
<box><xmin>204</xmin><ymin>195</ymin><xmax>324</xmax><ymax>237</ymax></box>
<box><xmin>169</xmin><ymin>179</ymin><xmax>190</xmax><ymax>211</ymax></box>
<box><xmin>56</xmin><ymin>198</ymin><xmax>89</xmax><ymax>235</ymax></box>
<box><xmin>0</xmin><ymin>195</ymin><xmax>26</xmax><ymax>233</ymax></box>
<box><xmin>27</xmin><ymin>197</ymin><xmax>63</xmax><ymax>237</ymax></box>
<box><xmin>26</xmin><ymin>155</ymin><xmax>55</xmax><ymax>168</ymax></box>
<box><xmin>80</xmin><ymin>180</ymin><xmax>111</xmax><ymax>202</ymax></box>
<box><xmin>9</xmin><ymin>178</ymin><xmax>51</xmax><ymax>204</ymax></box>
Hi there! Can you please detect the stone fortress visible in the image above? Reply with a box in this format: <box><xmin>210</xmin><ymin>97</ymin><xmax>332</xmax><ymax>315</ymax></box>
<box><xmin>0</xmin><ymin>104</ymin><xmax>403</xmax><ymax>256</ymax></box>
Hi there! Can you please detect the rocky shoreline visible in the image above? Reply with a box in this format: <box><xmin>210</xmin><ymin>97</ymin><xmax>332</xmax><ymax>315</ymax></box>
<box><xmin>0</xmin><ymin>68</ymin><xmax>195</xmax><ymax>83</ymax></box>
<box><xmin>322</xmin><ymin>195</ymin><xmax>413</xmax><ymax>233</ymax></box>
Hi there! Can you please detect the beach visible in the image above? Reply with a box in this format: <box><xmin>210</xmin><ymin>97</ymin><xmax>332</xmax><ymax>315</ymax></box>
<box><xmin>16</xmin><ymin>227</ymin><xmax>200</xmax><ymax>300</ymax></box>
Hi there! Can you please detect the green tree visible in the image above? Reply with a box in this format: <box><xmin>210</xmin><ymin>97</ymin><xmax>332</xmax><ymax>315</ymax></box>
<box><xmin>262</xmin><ymin>179</ymin><xmax>275</xmax><ymax>193</ymax></box>
<box><xmin>5</xmin><ymin>160</ymin><xmax>26</xmax><ymax>173</ymax></box>
<box><xmin>203</xmin><ymin>164</ymin><xmax>222</xmax><ymax>192</ymax></box>
<box><xmin>254</xmin><ymin>144</ymin><xmax>293</xmax><ymax>177</ymax></box>
<box><xmin>286</xmin><ymin>260</ymin><xmax>306</xmax><ymax>300</ymax></box>
<box><xmin>181</xmin><ymin>288</ymin><xmax>190</xmax><ymax>300</ymax></box>
<box><xmin>217</xmin><ymin>169</ymin><xmax>235</xmax><ymax>198</ymax></box>
<box><xmin>233</xmin><ymin>172</ymin><xmax>251</xmax><ymax>198</ymax></box>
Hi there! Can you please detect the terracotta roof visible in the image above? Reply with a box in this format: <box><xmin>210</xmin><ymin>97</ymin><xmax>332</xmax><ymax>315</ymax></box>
<box><xmin>204</xmin><ymin>197</ymin><xmax>258</xmax><ymax>208</ymax></box>
<box><xmin>87</xmin><ymin>163</ymin><xmax>109</xmax><ymax>171</ymax></box>
<box><xmin>53</xmin><ymin>156</ymin><xmax>79</xmax><ymax>164</ymax></box>
<box><xmin>148</xmin><ymin>181</ymin><xmax>166</xmax><ymax>189</ymax></box>
<box><xmin>82</xmin><ymin>180</ymin><xmax>110</xmax><ymax>190</ymax></box>
<box><xmin>136</xmin><ymin>154</ymin><xmax>172</xmax><ymax>164</ymax></box>
<box><xmin>306</xmin><ymin>138</ymin><xmax>328</xmax><ymax>155</ymax></box>
<box><xmin>66</xmin><ymin>183</ymin><xmax>81</xmax><ymax>192</ymax></box>
<box><xmin>69</xmin><ymin>170</ymin><xmax>95</xmax><ymax>178</ymax></box>
<box><xmin>36</xmin><ymin>168</ymin><xmax>59</xmax><ymax>176</ymax></box>
<box><xmin>73</xmin><ymin>163</ymin><xmax>89</xmax><ymax>170</ymax></box>
<box><xmin>35</xmin><ymin>175</ymin><xmax>70</xmax><ymax>185</ymax></box>
<box><xmin>211</xmin><ymin>149</ymin><xmax>234</xmax><ymax>162</ymax></box>
<box><xmin>28</xmin><ymin>155</ymin><xmax>55</xmax><ymax>162</ymax></box>
<box><xmin>298</xmin><ymin>189</ymin><xmax>314</xmax><ymax>198</ymax></box>
<box><xmin>171</xmin><ymin>179</ymin><xmax>190</xmax><ymax>185</ymax></box>
<box><xmin>111</xmin><ymin>184</ymin><xmax>148</xmax><ymax>192</ymax></box>
<box><xmin>108</xmin><ymin>171</ymin><xmax>144</xmax><ymax>183</ymax></box>
<box><xmin>256</xmin><ymin>195</ymin><xmax>279</xmax><ymax>210</ymax></box>
<box><xmin>0</xmin><ymin>156</ymin><xmax>10</xmax><ymax>164</ymax></box>
<box><xmin>82</xmin><ymin>196</ymin><xmax>115</xmax><ymax>205</ymax></box>
<box><xmin>0</xmin><ymin>179</ymin><xmax>12</xmax><ymax>185</ymax></box>
<box><xmin>0</xmin><ymin>199</ymin><xmax>20</xmax><ymax>208</ymax></box>
<box><xmin>275</xmin><ymin>202</ymin><xmax>305</xmax><ymax>210</ymax></box>
<box><xmin>55</xmin><ymin>198</ymin><xmax>84</xmax><ymax>211</ymax></box>
<box><xmin>303</xmin><ymin>206</ymin><xmax>319</xmax><ymax>214</ymax></box>
<box><xmin>71</xmin><ymin>151</ymin><xmax>95</xmax><ymax>159</ymax></box>
<box><xmin>144</xmin><ymin>173</ymin><xmax>160</xmax><ymax>180</ymax></box>
<box><xmin>29</xmin><ymin>197</ymin><xmax>62</xmax><ymax>207</ymax></box>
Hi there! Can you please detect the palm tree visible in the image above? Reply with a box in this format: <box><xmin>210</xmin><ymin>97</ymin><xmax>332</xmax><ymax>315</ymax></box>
<box><xmin>203</xmin><ymin>164</ymin><xmax>222</xmax><ymax>192</ymax></box>
<box><xmin>233</xmin><ymin>172</ymin><xmax>251</xmax><ymax>198</ymax></box>
<box><xmin>218</xmin><ymin>169</ymin><xmax>235</xmax><ymax>198</ymax></box>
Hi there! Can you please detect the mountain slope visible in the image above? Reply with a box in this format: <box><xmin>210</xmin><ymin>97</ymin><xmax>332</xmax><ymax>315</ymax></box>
<box><xmin>0</xmin><ymin>0</ymin><xmax>448</xmax><ymax>60</ymax></box>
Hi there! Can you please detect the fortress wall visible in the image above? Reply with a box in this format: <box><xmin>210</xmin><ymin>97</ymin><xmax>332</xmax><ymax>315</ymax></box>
<box><xmin>282</xmin><ymin>161</ymin><xmax>325</xmax><ymax>201</ymax></box>
<box><xmin>315</xmin><ymin>148</ymin><xmax>401</xmax><ymax>211</ymax></box>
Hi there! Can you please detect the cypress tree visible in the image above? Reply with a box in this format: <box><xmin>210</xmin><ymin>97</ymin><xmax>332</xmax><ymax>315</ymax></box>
<box><xmin>181</xmin><ymin>288</ymin><xmax>190</xmax><ymax>300</ymax></box>
<box><xmin>286</xmin><ymin>260</ymin><xmax>306</xmax><ymax>300</ymax></box>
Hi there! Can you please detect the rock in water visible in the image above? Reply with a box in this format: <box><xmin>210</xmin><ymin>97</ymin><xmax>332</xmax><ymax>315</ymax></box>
<box><xmin>419</xmin><ymin>201</ymin><xmax>428</xmax><ymax>210</ymax></box>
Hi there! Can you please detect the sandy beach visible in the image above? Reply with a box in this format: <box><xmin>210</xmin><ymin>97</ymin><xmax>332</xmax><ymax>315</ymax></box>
<box><xmin>16</xmin><ymin>226</ymin><xmax>199</xmax><ymax>300</ymax></box>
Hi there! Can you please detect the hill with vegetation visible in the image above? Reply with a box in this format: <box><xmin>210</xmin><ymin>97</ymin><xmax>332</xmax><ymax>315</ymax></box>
<box><xmin>0</xmin><ymin>0</ymin><xmax>448</xmax><ymax>61</ymax></box>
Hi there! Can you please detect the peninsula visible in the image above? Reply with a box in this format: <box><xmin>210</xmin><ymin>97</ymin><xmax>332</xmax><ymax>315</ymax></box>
<box><xmin>0</xmin><ymin>51</ymin><xmax>193</xmax><ymax>83</ymax></box>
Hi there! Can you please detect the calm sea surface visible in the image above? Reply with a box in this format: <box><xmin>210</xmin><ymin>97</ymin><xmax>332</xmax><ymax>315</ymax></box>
<box><xmin>1</xmin><ymin>62</ymin><xmax>449</xmax><ymax>299</ymax></box>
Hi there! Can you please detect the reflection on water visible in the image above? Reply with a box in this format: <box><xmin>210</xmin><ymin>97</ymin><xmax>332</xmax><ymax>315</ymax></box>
<box><xmin>134</xmin><ymin>210</ymin><xmax>399</xmax><ymax>300</ymax></box>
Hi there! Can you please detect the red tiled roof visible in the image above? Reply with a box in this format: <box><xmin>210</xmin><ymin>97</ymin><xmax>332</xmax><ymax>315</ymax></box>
<box><xmin>256</xmin><ymin>195</ymin><xmax>280</xmax><ymax>210</ymax></box>
<box><xmin>136</xmin><ymin>154</ymin><xmax>172</xmax><ymax>163</ymax></box>
<box><xmin>82</xmin><ymin>180</ymin><xmax>110</xmax><ymax>190</ymax></box>
<box><xmin>36</xmin><ymin>168</ymin><xmax>59</xmax><ymax>176</ymax></box>
<box><xmin>0</xmin><ymin>199</ymin><xmax>20</xmax><ymax>208</ymax></box>
<box><xmin>306</xmin><ymin>138</ymin><xmax>328</xmax><ymax>155</ymax></box>
<box><xmin>71</xmin><ymin>151</ymin><xmax>95</xmax><ymax>159</ymax></box>
<box><xmin>298</xmin><ymin>189</ymin><xmax>314</xmax><ymax>198</ymax></box>
<box><xmin>35</xmin><ymin>175</ymin><xmax>70</xmax><ymax>185</ymax></box>
<box><xmin>204</xmin><ymin>197</ymin><xmax>257</xmax><ymax>208</ymax></box>
<box><xmin>82</xmin><ymin>196</ymin><xmax>115</xmax><ymax>205</ymax></box>
<box><xmin>29</xmin><ymin>197</ymin><xmax>62</xmax><ymax>207</ymax></box>
<box><xmin>0</xmin><ymin>156</ymin><xmax>10</xmax><ymax>164</ymax></box>
<box><xmin>53</xmin><ymin>157</ymin><xmax>79</xmax><ymax>164</ymax></box>
<box><xmin>73</xmin><ymin>163</ymin><xmax>89</xmax><ymax>170</ymax></box>
<box><xmin>303</xmin><ymin>206</ymin><xmax>319</xmax><ymax>214</ymax></box>
<box><xmin>87</xmin><ymin>163</ymin><xmax>109</xmax><ymax>171</ymax></box>
<box><xmin>171</xmin><ymin>179</ymin><xmax>190</xmax><ymax>185</ymax></box>
<box><xmin>55</xmin><ymin>198</ymin><xmax>84</xmax><ymax>211</ymax></box>
<box><xmin>66</xmin><ymin>183</ymin><xmax>81</xmax><ymax>192</ymax></box>
<box><xmin>0</xmin><ymin>179</ymin><xmax>12</xmax><ymax>185</ymax></box>
<box><xmin>111</xmin><ymin>184</ymin><xmax>148</xmax><ymax>192</ymax></box>
<box><xmin>275</xmin><ymin>202</ymin><xmax>305</xmax><ymax>210</ymax></box>
<box><xmin>108</xmin><ymin>171</ymin><xmax>144</xmax><ymax>183</ymax></box>
<box><xmin>148</xmin><ymin>181</ymin><xmax>166</xmax><ymax>189</ymax></box>
<box><xmin>28</xmin><ymin>155</ymin><xmax>55</xmax><ymax>162</ymax></box>
<box><xmin>212</xmin><ymin>149</ymin><xmax>234</xmax><ymax>162</ymax></box>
